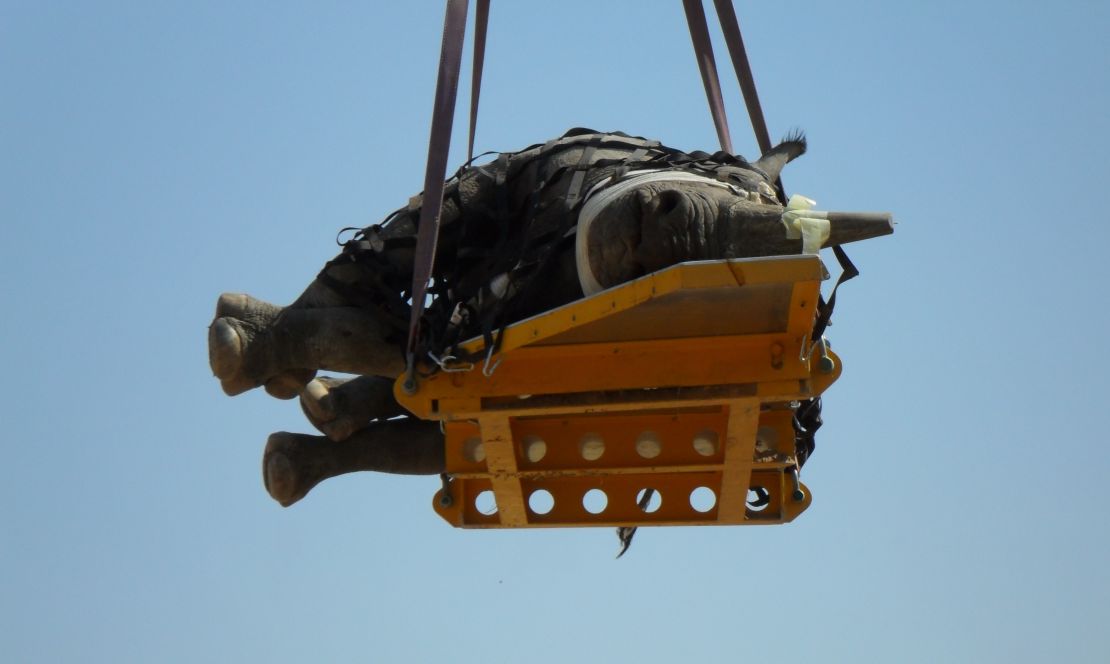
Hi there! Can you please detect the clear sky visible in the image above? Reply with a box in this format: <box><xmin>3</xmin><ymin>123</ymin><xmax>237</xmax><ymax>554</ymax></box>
<box><xmin>3</xmin><ymin>1</ymin><xmax>1109</xmax><ymax>662</ymax></box>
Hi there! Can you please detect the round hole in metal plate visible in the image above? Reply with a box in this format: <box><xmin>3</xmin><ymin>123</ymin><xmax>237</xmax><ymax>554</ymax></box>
<box><xmin>462</xmin><ymin>436</ymin><xmax>485</xmax><ymax>463</ymax></box>
<box><xmin>747</xmin><ymin>487</ymin><xmax>770</xmax><ymax>512</ymax></box>
<box><xmin>635</xmin><ymin>431</ymin><xmax>662</xmax><ymax>459</ymax></box>
<box><xmin>583</xmin><ymin>488</ymin><xmax>608</xmax><ymax>514</ymax></box>
<box><xmin>475</xmin><ymin>490</ymin><xmax>497</xmax><ymax>515</ymax></box>
<box><xmin>521</xmin><ymin>434</ymin><xmax>547</xmax><ymax>463</ymax></box>
<box><xmin>635</xmin><ymin>488</ymin><xmax>662</xmax><ymax>513</ymax></box>
<box><xmin>689</xmin><ymin>486</ymin><xmax>717</xmax><ymax>513</ymax></box>
<box><xmin>692</xmin><ymin>429</ymin><xmax>719</xmax><ymax>456</ymax></box>
<box><xmin>579</xmin><ymin>433</ymin><xmax>605</xmax><ymax>461</ymax></box>
<box><xmin>528</xmin><ymin>489</ymin><xmax>554</xmax><ymax>515</ymax></box>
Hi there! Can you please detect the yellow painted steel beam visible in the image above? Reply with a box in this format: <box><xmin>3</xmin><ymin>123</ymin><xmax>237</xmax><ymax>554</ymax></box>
<box><xmin>477</xmin><ymin>415</ymin><xmax>527</xmax><ymax>527</ymax></box>
<box><xmin>718</xmin><ymin>398</ymin><xmax>759</xmax><ymax>523</ymax></box>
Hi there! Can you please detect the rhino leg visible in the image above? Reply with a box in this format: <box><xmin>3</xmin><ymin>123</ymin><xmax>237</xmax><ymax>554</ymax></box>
<box><xmin>300</xmin><ymin>375</ymin><xmax>406</xmax><ymax>441</ymax></box>
<box><xmin>208</xmin><ymin>291</ymin><xmax>406</xmax><ymax>398</ymax></box>
<box><xmin>208</xmin><ymin>293</ymin><xmax>312</xmax><ymax>398</ymax></box>
<box><xmin>263</xmin><ymin>419</ymin><xmax>445</xmax><ymax>507</ymax></box>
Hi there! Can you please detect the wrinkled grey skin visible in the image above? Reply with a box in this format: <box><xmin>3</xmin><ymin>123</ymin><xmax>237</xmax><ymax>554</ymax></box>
<box><xmin>208</xmin><ymin>131</ymin><xmax>806</xmax><ymax>506</ymax></box>
<box><xmin>585</xmin><ymin>181</ymin><xmax>800</xmax><ymax>289</ymax></box>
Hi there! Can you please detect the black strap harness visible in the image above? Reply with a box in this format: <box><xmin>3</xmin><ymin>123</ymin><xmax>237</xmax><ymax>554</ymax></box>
<box><xmin>320</xmin><ymin>128</ymin><xmax>784</xmax><ymax>366</ymax></box>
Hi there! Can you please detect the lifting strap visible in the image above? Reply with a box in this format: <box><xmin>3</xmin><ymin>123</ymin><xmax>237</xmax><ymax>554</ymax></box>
<box><xmin>682</xmin><ymin>0</ymin><xmax>733</xmax><ymax>154</ymax></box>
<box><xmin>683</xmin><ymin>0</ymin><xmax>786</xmax><ymax>203</ymax></box>
<box><xmin>713</xmin><ymin>0</ymin><xmax>772</xmax><ymax>156</ymax></box>
<box><xmin>468</xmin><ymin>0</ymin><xmax>490</xmax><ymax>163</ymax></box>
<box><xmin>711</xmin><ymin>0</ymin><xmax>787</xmax><ymax>203</ymax></box>
<box><xmin>681</xmin><ymin>0</ymin><xmax>860</xmax><ymax>381</ymax></box>
<box><xmin>405</xmin><ymin>0</ymin><xmax>489</xmax><ymax>385</ymax></box>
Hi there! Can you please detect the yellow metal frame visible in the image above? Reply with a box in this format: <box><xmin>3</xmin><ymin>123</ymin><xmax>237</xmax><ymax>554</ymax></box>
<box><xmin>395</xmin><ymin>255</ymin><xmax>841</xmax><ymax>529</ymax></box>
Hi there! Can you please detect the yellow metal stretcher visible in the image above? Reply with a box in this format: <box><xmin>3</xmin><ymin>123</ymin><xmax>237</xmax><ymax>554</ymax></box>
<box><xmin>395</xmin><ymin>255</ymin><xmax>840</xmax><ymax>529</ymax></box>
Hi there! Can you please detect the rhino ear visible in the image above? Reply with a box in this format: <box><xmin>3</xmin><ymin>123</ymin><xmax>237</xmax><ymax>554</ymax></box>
<box><xmin>638</xmin><ymin>188</ymin><xmax>682</xmax><ymax>218</ymax></box>
<box><xmin>752</xmin><ymin>130</ymin><xmax>807</xmax><ymax>182</ymax></box>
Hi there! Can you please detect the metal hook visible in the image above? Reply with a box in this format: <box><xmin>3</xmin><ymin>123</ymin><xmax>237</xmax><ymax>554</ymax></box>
<box><xmin>427</xmin><ymin>351</ymin><xmax>474</xmax><ymax>373</ymax></box>
<box><xmin>801</xmin><ymin>334</ymin><xmax>835</xmax><ymax>374</ymax></box>
<box><xmin>800</xmin><ymin>335</ymin><xmax>812</xmax><ymax>363</ymax></box>
<box><xmin>482</xmin><ymin>344</ymin><xmax>503</xmax><ymax>377</ymax></box>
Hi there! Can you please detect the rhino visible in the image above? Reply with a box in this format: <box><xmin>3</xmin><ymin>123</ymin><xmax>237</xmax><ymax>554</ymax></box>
<box><xmin>208</xmin><ymin>129</ymin><xmax>890</xmax><ymax>507</ymax></box>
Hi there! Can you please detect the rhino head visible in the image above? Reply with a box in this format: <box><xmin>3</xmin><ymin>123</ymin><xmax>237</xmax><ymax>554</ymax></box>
<box><xmin>578</xmin><ymin>135</ymin><xmax>816</xmax><ymax>292</ymax></box>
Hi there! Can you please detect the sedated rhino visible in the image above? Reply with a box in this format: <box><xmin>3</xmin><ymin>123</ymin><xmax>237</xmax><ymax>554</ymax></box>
<box><xmin>207</xmin><ymin>129</ymin><xmax>890</xmax><ymax>507</ymax></box>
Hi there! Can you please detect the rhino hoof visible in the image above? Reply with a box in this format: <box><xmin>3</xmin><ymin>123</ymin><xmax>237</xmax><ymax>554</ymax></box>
<box><xmin>264</xmin><ymin>452</ymin><xmax>297</xmax><ymax>507</ymax></box>
<box><xmin>265</xmin><ymin>369</ymin><xmax>317</xmax><ymax>400</ymax></box>
<box><xmin>215</xmin><ymin>292</ymin><xmax>250</xmax><ymax>318</ymax></box>
<box><xmin>299</xmin><ymin>377</ymin><xmax>363</xmax><ymax>442</ymax></box>
<box><xmin>208</xmin><ymin>318</ymin><xmax>240</xmax><ymax>375</ymax></box>
<box><xmin>319</xmin><ymin>419</ymin><xmax>359</xmax><ymax>443</ymax></box>
<box><xmin>263</xmin><ymin>433</ymin><xmax>305</xmax><ymax>507</ymax></box>
<box><xmin>208</xmin><ymin>318</ymin><xmax>257</xmax><ymax>396</ymax></box>
<box><xmin>301</xmin><ymin>378</ymin><xmax>336</xmax><ymax>420</ymax></box>
<box><xmin>215</xmin><ymin>292</ymin><xmax>282</xmax><ymax>321</ymax></box>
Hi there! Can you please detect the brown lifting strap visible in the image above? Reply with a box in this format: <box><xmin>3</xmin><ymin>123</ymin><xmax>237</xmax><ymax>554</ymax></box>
<box><xmin>404</xmin><ymin>0</ymin><xmax>489</xmax><ymax>389</ymax></box>
<box><xmin>468</xmin><ymin>0</ymin><xmax>490</xmax><ymax>164</ymax></box>
<box><xmin>713</xmin><ymin>0</ymin><xmax>774</xmax><ymax>156</ymax></box>
<box><xmin>682</xmin><ymin>0</ymin><xmax>785</xmax><ymax>202</ymax></box>
<box><xmin>682</xmin><ymin>0</ymin><xmax>734</xmax><ymax>154</ymax></box>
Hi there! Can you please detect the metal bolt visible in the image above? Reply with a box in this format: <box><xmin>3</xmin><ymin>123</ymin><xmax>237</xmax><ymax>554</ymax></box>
<box><xmin>788</xmin><ymin>467</ymin><xmax>805</xmax><ymax>502</ymax></box>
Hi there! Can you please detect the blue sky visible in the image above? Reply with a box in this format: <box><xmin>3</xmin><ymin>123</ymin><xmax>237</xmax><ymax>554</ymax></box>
<box><xmin>2</xmin><ymin>1</ymin><xmax>1109</xmax><ymax>662</ymax></box>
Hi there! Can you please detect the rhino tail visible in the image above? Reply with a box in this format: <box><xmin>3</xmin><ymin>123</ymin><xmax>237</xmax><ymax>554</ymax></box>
<box><xmin>752</xmin><ymin>129</ymin><xmax>807</xmax><ymax>182</ymax></box>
